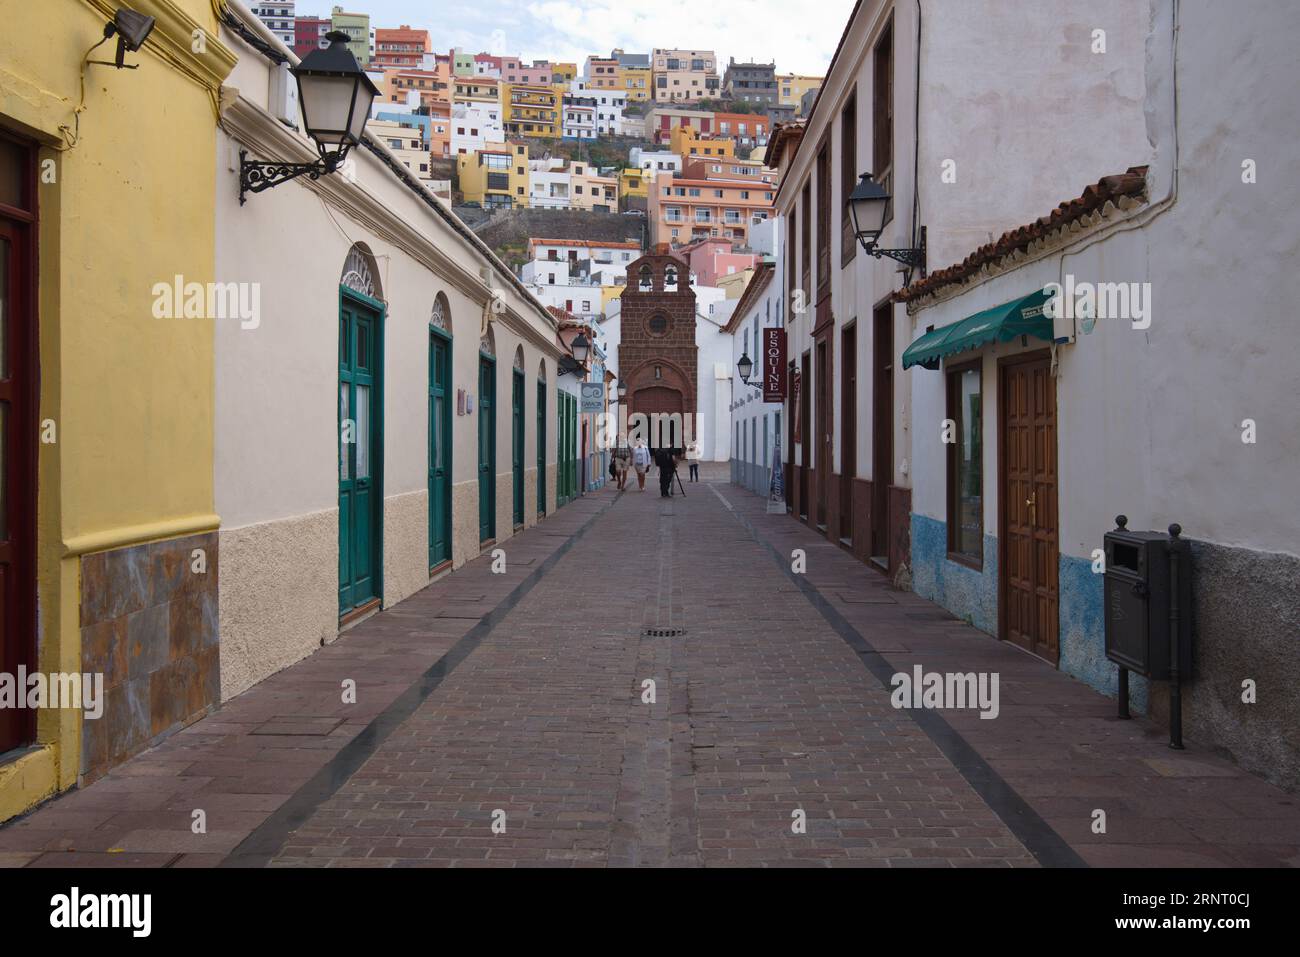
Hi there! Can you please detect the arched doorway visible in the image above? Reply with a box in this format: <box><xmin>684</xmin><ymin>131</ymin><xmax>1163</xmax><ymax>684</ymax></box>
<box><xmin>511</xmin><ymin>346</ymin><xmax>525</xmax><ymax>527</ymax></box>
<box><xmin>627</xmin><ymin>358</ymin><xmax>691</xmax><ymax>452</ymax></box>
<box><xmin>536</xmin><ymin>360</ymin><xmax>547</xmax><ymax>516</ymax></box>
<box><xmin>478</xmin><ymin>326</ymin><xmax>496</xmax><ymax>542</ymax></box>
<box><xmin>428</xmin><ymin>293</ymin><xmax>452</xmax><ymax>569</ymax></box>
<box><xmin>339</xmin><ymin>245</ymin><xmax>385</xmax><ymax>617</ymax></box>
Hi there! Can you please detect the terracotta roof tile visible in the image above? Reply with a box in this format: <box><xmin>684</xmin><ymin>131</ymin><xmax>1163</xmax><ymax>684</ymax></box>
<box><xmin>894</xmin><ymin>166</ymin><xmax>1149</xmax><ymax>304</ymax></box>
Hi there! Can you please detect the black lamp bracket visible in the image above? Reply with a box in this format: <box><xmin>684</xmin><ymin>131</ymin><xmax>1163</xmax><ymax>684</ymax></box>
<box><xmin>861</xmin><ymin>225</ymin><xmax>927</xmax><ymax>276</ymax></box>
<box><xmin>239</xmin><ymin>147</ymin><xmax>350</xmax><ymax>206</ymax></box>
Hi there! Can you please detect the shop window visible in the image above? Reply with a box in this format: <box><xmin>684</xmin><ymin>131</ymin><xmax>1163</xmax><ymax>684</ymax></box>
<box><xmin>946</xmin><ymin>362</ymin><xmax>983</xmax><ymax>565</ymax></box>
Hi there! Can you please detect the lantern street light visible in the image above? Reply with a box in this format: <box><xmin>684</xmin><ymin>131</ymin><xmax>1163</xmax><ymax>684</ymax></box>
<box><xmin>848</xmin><ymin>172</ymin><xmax>927</xmax><ymax>275</ymax></box>
<box><xmin>239</xmin><ymin>31</ymin><xmax>379</xmax><ymax>204</ymax></box>
<box><xmin>737</xmin><ymin>351</ymin><xmax>754</xmax><ymax>384</ymax></box>
<box><xmin>558</xmin><ymin>331</ymin><xmax>591</xmax><ymax>377</ymax></box>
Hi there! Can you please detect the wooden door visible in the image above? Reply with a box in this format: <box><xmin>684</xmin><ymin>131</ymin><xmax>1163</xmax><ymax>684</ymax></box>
<box><xmin>840</xmin><ymin>325</ymin><xmax>856</xmax><ymax>543</ymax></box>
<box><xmin>871</xmin><ymin>304</ymin><xmax>893</xmax><ymax>563</ymax></box>
<box><xmin>478</xmin><ymin>355</ymin><xmax>496</xmax><ymax>541</ymax></box>
<box><xmin>428</xmin><ymin>330</ymin><xmax>451</xmax><ymax>568</ymax></box>
<box><xmin>339</xmin><ymin>293</ymin><xmax>383</xmax><ymax>615</ymax></box>
<box><xmin>799</xmin><ymin>352</ymin><xmax>811</xmax><ymax>519</ymax></box>
<box><xmin>815</xmin><ymin>338</ymin><xmax>832</xmax><ymax>530</ymax></box>
<box><xmin>1000</xmin><ymin>354</ymin><xmax>1059</xmax><ymax>662</ymax></box>
<box><xmin>0</xmin><ymin>132</ymin><xmax>37</xmax><ymax>753</ymax></box>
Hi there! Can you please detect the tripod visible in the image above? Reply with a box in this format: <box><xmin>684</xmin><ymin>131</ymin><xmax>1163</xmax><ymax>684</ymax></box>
<box><xmin>674</xmin><ymin>466</ymin><xmax>686</xmax><ymax>497</ymax></box>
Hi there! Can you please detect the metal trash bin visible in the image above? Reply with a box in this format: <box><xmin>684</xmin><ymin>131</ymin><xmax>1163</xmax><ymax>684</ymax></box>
<box><xmin>1103</xmin><ymin>516</ymin><xmax>1192</xmax><ymax>747</ymax></box>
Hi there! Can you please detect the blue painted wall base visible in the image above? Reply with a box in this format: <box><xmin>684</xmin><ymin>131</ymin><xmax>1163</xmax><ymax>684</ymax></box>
<box><xmin>910</xmin><ymin>513</ymin><xmax>1149</xmax><ymax>715</ymax></box>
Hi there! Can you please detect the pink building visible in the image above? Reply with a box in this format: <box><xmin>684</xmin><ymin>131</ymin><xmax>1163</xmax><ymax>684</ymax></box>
<box><xmin>678</xmin><ymin>237</ymin><xmax>759</xmax><ymax>287</ymax></box>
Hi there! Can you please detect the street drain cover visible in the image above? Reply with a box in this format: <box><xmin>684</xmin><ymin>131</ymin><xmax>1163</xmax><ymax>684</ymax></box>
<box><xmin>643</xmin><ymin>627</ymin><xmax>686</xmax><ymax>637</ymax></box>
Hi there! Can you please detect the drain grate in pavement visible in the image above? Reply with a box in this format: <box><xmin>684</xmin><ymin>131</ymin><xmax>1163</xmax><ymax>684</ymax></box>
<box><xmin>643</xmin><ymin>627</ymin><xmax>686</xmax><ymax>638</ymax></box>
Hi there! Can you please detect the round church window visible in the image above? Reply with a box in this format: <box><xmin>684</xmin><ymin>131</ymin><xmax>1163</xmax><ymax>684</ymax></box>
<box><xmin>648</xmin><ymin>314</ymin><xmax>670</xmax><ymax>337</ymax></box>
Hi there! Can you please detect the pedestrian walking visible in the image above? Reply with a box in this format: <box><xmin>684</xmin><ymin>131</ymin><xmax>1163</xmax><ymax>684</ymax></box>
<box><xmin>654</xmin><ymin>446</ymin><xmax>683</xmax><ymax>497</ymax></box>
<box><xmin>631</xmin><ymin>439</ymin><xmax>651</xmax><ymax>491</ymax></box>
<box><xmin>611</xmin><ymin>438</ymin><xmax>630</xmax><ymax>490</ymax></box>
<box><xmin>687</xmin><ymin>439</ymin><xmax>701</xmax><ymax>482</ymax></box>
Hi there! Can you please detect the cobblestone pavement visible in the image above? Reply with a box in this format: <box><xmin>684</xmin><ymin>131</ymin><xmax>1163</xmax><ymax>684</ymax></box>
<box><xmin>2</xmin><ymin>463</ymin><xmax>1298</xmax><ymax>867</ymax></box>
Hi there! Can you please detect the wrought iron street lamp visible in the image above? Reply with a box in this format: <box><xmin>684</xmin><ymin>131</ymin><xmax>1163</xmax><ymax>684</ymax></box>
<box><xmin>848</xmin><ymin>172</ymin><xmax>926</xmax><ymax>275</ymax></box>
<box><xmin>616</xmin><ymin>378</ymin><xmax>628</xmax><ymax>400</ymax></box>
<box><xmin>239</xmin><ymin>31</ymin><xmax>379</xmax><ymax>204</ymax></box>
<box><xmin>737</xmin><ymin>351</ymin><xmax>754</xmax><ymax>384</ymax></box>
<box><xmin>558</xmin><ymin>333</ymin><xmax>590</xmax><ymax>377</ymax></box>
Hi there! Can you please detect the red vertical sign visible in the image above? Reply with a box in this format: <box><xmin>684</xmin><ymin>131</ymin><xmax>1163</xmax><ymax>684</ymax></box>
<box><xmin>763</xmin><ymin>328</ymin><xmax>787</xmax><ymax>403</ymax></box>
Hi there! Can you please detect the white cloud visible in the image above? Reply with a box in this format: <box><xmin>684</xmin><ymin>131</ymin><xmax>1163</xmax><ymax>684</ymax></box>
<box><xmin>353</xmin><ymin>0</ymin><xmax>853</xmax><ymax>75</ymax></box>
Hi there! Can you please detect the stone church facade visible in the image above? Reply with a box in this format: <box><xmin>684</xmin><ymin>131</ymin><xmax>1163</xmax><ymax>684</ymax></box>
<box><xmin>618</xmin><ymin>249</ymin><xmax>699</xmax><ymax>449</ymax></box>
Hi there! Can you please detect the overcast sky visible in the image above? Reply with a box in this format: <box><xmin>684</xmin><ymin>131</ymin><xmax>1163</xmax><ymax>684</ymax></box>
<box><xmin>331</xmin><ymin>0</ymin><xmax>856</xmax><ymax>76</ymax></box>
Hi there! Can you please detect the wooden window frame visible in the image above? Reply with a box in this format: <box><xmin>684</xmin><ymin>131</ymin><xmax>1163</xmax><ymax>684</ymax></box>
<box><xmin>945</xmin><ymin>357</ymin><xmax>983</xmax><ymax>570</ymax></box>
<box><xmin>799</xmin><ymin>180</ymin><xmax>811</xmax><ymax>305</ymax></box>
<box><xmin>815</xmin><ymin>137</ymin><xmax>830</xmax><ymax>296</ymax></box>
<box><xmin>840</xmin><ymin>92</ymin><xmax>857</xmax><ymax>267</ymax></box>
<box><xmin>872</xmin><ymin>16</ymin><xmax>894</xmax><ymax>230</ymax></box>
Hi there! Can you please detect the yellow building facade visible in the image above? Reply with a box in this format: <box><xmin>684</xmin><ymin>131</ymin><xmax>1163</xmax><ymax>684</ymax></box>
<box><xmin>503</xmin><ymin>84</ymin><xmax>560</xmax><ymax>138</ymax></box>
<box><xmin>778</xmin><ymin>73</ymin><xmax>823</xmax><ymax>113</ymax></box>
<box><xmin>670</xmin><ymin>125</ymin><xmax>736</xmax><ymax>159</ymax></box>
<box><xmin>457</xmin><ymin>143</ymin><xmax>530</xmax><ymax>209</ymax></box>
<box><xmin>0</xmin><ymin>0</ymin><xmax>235</xmax><ymax>822</ymax></box>
<box><xmin>619</xmin><ymin>168</ymin><xmax>649</xmax><ymax>199</ymax></box>
<box><xmin>622</xmin><ymin>67</ymin><xmax>652</xmax><ymax>102</ymax></box>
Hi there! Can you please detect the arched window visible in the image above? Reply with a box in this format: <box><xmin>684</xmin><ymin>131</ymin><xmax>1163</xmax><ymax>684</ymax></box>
<box><xmin>664</xmin><ymin>264</ymin><xmax>678</xmax><ymax>290</ymax></box>
<box><xmin>341</xmin><ymin>245</ymin><xmax>379</xmax><ymax>298</ymax></box>
<box><xmin>480</xmin><ymin>324</ymin><xmax>495</xmax><ymax>357</ymax></box>
<box><xmin>513</xmin><ymin>345</ymin><xmax>525</xmax><ymax>370</ymax></box>
<box><xmin>638</xmin><ymin>264</ymin><xmax>653</xmax><ymax>291</ymax></box>
<box><xmin>431</xmin><ymin>292</ymin><xmax>450</xmax><ymax>331</ymax></box>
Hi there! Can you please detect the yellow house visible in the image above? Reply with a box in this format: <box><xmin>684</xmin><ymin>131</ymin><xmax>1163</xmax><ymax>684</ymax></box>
<box><xmin>0</xmin><ymin>0</ymin><xmax>235</xmax><ymax>821</ymax></box>
<box><xmin>619</xmin><ymin>168</ymin><xmax>649</xmax><ymax>199</ymax></box>
<box><xmin>457</xmin><ymin>142</ymin><xmax>530</xmax><ymax>209</ymax></box>
<box><xmin>551</xmin><ymin>61</ymin><xmax>578</xmax><ymax>96</ymax></box>
<box><xmin>778</xmin><ymin>73</ymin><xmax>823</xmax><ymax>114</ymax></box>
<box><xmin>622</xmin><ymin>67</ymin><xmax>652</xmax><ymax>102</ymax></box>
<box><xmin>601</xmin><ymin>285</ymin><xmax>626</xmax><ymax>313</ymax></box>
<box><xmin>670</xmin><ymin>125</ymin><xmax>736</xmax><ymax>159</ymax></box>
<box><xmin>502</xmin><ymin>83</ymin><xmax>560</xmax><ymax>138</ymax></box>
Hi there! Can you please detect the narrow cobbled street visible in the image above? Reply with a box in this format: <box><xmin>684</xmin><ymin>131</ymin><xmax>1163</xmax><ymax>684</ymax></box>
<box><xmin>3</xmin><ymin>466</ymin><xmax>1295</xmax><ymax>869</ymax></box>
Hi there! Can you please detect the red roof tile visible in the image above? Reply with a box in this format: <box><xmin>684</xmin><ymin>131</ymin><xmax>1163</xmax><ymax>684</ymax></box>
<box><xmin>894</xmin><ymin>166</ymin><xmax>1149</xmax><ymax>304</ymax></box>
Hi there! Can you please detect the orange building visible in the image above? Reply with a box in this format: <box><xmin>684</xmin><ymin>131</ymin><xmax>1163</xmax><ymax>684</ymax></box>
<box><xmin>388</xmin><ymin>68</ymin><xmax>451</xmax><ymax>108</ymax></box>
<box><xmin>647</xmin><ymin>169</ymin><xmax>776</xmax><ymax>247</ymax></box>
<box><xmin>373</xmin><ymin>25</ymin><xmax>431</xmax><ymax>71</ymax></box>
<box><xmin>710</xmin><ymin>111</ymin><xmax>771</xmax><ymax>148</ymax></box>
<box><xmin>428</xmin><ymin>99</ymin><xmax>451</xmax><ymax>159</ymax></box>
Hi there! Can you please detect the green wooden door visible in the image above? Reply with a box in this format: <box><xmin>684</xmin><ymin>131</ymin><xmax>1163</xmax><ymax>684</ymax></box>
<box><xmin>428</xmin><ymin>330</ymin><xmax>451</xmax><ymax>567</ymax></box>
<box><xmin>339</xmin><ymin>292</ymin><xmax>383</xmax><ymax>614</ymax></box>
<box><xmin>536</xmin><ymin>380</ymin><xmax>546</xmax><ymax>516</ymax></box>
<box><xmin>512</xmin><ymin>370</ymin><xmax>524</xmax><ymax>526</ymax></box>
<box><xmin>566</xmin><ymin>394</ymin><xmax>578</xmax><ymax>501</ymax></box>
<box><xmin>478</xmin><ymin>354</ymin><xmax>496</xmax><ymax>541</ymax></box>
<box><xmin>556</xmin><ymin>392</ymin><xmax>568</xmax><ymax>507</ymax></box>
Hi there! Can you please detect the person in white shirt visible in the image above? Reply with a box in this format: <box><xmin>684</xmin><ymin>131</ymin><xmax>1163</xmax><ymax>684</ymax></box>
<box><xmin>631</xmin><ymin>439</ymin><xmax>651</xmax><ymax>491</ymax></box>
<box><xmin>686</xmin><ymin>439</ymin><xmax>701</xmax><ymax>482</ymax></box>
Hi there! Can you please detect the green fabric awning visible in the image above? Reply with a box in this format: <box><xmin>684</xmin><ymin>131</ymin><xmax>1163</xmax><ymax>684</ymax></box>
<box><xmin>902</xmin><ymin>288</ymin><xmax>1054</xmax><ymax>370</ymax></box>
